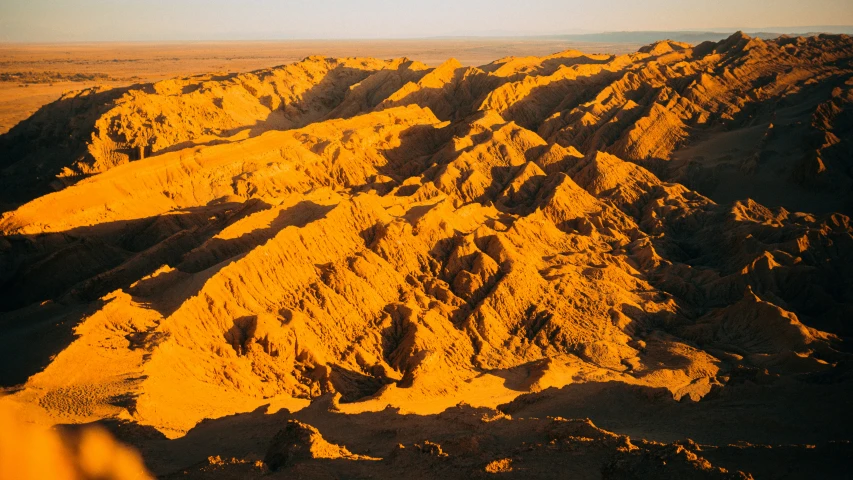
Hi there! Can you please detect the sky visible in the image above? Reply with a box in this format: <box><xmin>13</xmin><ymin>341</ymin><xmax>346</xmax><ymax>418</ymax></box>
<box><xmin>2</xmin><ymin>0</ymin><xmax>853</xmax><ymax>42</ymax></box>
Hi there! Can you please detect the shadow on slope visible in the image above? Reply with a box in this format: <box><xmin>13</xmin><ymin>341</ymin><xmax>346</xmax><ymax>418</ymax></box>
<box><xmin>0</xmin><ymin>62</ymin><xmax>392</xmax><ymax>213</ymax></box>
<box><xmin>72</xmin><ymin>371</ymin><xmax>853</xmax><ymax>479</ymax></box>
<box><xmin>0</xmin><ymin>198</ymin><xmax>337</xmax><ymax>386</ymax></box>
<box><xmin>0</xmin><ymin>85</ymin><xmax>134</xmax><ymax>212</ymax></box>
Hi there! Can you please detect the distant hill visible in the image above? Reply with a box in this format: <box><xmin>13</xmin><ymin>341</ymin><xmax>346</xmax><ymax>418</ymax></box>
<box><xmin>532</xmin><ymin>27</ymin><xmax>853</xmax><ymax>44</ymax></box>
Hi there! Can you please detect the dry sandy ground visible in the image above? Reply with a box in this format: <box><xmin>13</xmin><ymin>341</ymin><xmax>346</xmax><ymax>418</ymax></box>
<box><xmin>0</xmin><ymin>40</ymin><xmax>640</xmax><ymax>134</ymax></box>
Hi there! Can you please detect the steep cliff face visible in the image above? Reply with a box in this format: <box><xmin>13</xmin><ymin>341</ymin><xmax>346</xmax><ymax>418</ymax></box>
<box><xmin>1</xmin><ymin>32</ymin><xmax>852</xmax><ymax>479</ymax></box>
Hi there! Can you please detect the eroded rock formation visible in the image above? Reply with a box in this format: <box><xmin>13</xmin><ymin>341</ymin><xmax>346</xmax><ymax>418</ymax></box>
<box><xmin>1</xmin><ymin>32</ymin><xmax>852</xmax><ymax>478</ymax></box>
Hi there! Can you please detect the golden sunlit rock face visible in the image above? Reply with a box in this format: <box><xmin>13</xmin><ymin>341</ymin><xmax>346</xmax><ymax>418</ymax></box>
<box><xmin>1</xmin><ymin>32</ymin><xmax>852</xmax><ymax>479</ymax></box>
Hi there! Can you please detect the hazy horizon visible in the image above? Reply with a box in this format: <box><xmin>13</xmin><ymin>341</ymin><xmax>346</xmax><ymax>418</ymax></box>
<box><xmin>2</xmin><ymin>0</ymin><xmax>853</xmax><ymax>42</ymax></box>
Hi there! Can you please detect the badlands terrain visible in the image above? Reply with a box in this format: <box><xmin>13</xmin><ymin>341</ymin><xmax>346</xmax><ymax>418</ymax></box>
<box><xmin>1</xmin><ymin>32</ymin><xmax>852</xmax><ymax>478</ymax></box>
<box><xmin>0</xmin><ymin>39</ymin><xmax>643</xmax><ymax>135</ymax></box>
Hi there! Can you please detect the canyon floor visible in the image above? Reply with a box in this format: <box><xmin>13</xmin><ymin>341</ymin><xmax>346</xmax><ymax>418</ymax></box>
<box><xmin>1</xmin><ymin>33</ymin><xmax>852</xmax><ymax>479</ymax></box>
